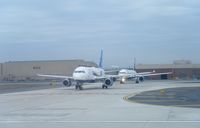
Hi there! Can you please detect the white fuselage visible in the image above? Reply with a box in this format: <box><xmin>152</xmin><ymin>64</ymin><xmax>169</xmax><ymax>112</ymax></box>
<box><xmin>118</xmin><ymin>69</ymin><xmax>137</xmax><ymax>78</ymax></box>
<box><xmin>37</xmin><ymin>50</ymin><xmax>116</xmax><ymax>90</ymax></box>
<box><xmin>72</xmin><ymin>66</ymin><xmax>105</xmax><ymax>81</ymax></box>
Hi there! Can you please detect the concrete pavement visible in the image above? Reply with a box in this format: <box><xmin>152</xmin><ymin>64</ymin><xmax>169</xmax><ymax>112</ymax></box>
<box><xmin>0</xmin><ymin>80</ymin><xmax>200</xmax><ymax>128</ymax></box>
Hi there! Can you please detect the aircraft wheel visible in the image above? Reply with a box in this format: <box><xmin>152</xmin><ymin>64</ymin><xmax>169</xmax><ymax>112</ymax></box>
<box><xmin>79</xmin><ymin>86</ymin><xmax>83</xmax><ymax>90</ymax></box>
<box><xmin>102</xmin><ymin>85</ymin><xmax>108</xmax><ymax>89</ymax></box>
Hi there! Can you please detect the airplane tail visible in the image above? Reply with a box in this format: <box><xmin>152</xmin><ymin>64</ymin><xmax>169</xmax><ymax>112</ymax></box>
<box><xmin>134</xmin><ymin>57</ymin><xmax>136</xmax><ymax>70</ymax></box>
<box><xmin>99</xmin><ymin>50</ymin><xmax>103</xmax><ymax>68</ymax></box>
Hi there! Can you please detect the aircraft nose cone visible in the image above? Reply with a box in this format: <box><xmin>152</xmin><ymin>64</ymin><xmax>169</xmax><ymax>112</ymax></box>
<box><xmin>73</xmin><ymin>73</ymin><xmax>87</xmax><ymax>80</ymax></box>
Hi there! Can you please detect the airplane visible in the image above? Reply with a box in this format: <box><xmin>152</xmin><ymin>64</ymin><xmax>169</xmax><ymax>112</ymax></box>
<box><xmin>118</xmin><ymin>58</ymin><xmax>172</xmax><ymax>84</ymax></box>
<box><xmin>118</xmin><ymin>69</ymin><xmax>172</xmax><ymax>84</ymax></box>
<box><xmin>37</xmin><ymin>50</ymin><xmax>118</xmax><ymax>90</ymax></box>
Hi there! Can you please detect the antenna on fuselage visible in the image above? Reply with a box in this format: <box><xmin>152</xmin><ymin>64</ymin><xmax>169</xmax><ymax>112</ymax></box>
<box><xmin>99</xmin><ymin>50</ymin><xmax>103</xmax><ymax>68</ymax></box>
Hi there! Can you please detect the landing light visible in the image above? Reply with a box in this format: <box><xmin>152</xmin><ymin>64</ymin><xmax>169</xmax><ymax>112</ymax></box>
<box><xmin>122</xmin><ymin>78</ymin><xmax>126</xmax><ymax>82</ymax></box>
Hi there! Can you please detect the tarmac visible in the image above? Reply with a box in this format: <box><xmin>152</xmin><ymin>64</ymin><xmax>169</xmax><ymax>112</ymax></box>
<box><xmin>0</xmin><ymin>82</ymin><xmax>58</xmax><ymax>94</ymax></box>
<box><xmin>0</xmin><ymin>80</ymin><xmax>200</xmax><ymax>128</ymax></box>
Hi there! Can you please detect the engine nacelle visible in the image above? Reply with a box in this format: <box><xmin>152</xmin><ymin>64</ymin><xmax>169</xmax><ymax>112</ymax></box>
<box><xmin>104</xmin><ymin>78</ymin><xmax>113</xmax><ymax>86</ymax></box>
<box><xmin>63</xmin><ymin>79</ymin><xmax>72</xmax><ymax>87</ymax></box>
<box><xmin>139</xmin><ymin>76</ymin><xmax>144</xmax><ymax>82</ymax></box>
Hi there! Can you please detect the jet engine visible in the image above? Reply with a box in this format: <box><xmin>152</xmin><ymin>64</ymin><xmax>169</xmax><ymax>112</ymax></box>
<box><xmin>63</xmin><ymin>79</ymin><xmax>72</xmax><ymax>87</ymax></box>
<box><xmin>136</xmin><ymin>76</ymin><xmax>144</xmax><ymax>83</ymax></box>
<box><xmin>104</xmin><ymin>78</ymin><xmax>113</xmax><ymax>86</ymax></box>
<box><xmin>139</xmin><ymin>76</ymin><xmax>144</xmax><ymax>82</ymax></box>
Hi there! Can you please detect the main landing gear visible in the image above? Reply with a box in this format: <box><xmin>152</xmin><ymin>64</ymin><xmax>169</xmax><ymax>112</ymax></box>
<box><xmin>102</xmin><ymin>84</ymin><xmax>108</xmax><ymax>89</ymax></box>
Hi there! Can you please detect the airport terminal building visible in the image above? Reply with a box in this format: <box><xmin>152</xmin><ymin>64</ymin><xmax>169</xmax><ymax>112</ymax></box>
<box><xmin>0</xmin><ymin>60</ymin><xmax>97</xmax><ymax>81</ymax></box>
<box><xmin>0</xmin><ymin>59</ymin><xmax>200</xmax><ymax>81</ymax></box>
<box><xmin>136</xmin><ymin>60</ymin><xmax>200</xmax><ymax>80</ymax></box>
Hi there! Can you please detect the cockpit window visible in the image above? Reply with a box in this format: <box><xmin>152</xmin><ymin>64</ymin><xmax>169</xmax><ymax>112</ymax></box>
<box><xmin>74</xmin><ymin>71</ymin><xmax>86</xmax><ymax>73</ymax></box>
<box><xmin>119</xmin><ymin>72</ymin><xmax>126</xmax><ymax>74</ymax></box>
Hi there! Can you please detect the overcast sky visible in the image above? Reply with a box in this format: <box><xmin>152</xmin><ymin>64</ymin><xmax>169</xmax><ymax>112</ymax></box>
<box><xmin>0</xmin><ymin>0</ymin><xmax>200</xmax><ymax>67</ymax></box>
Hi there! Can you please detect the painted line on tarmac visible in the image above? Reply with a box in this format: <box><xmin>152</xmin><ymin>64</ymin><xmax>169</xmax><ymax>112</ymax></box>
<box><xmin>123</xmin><ymin>93</ymin><xmax>137</xmax><ymax>104</ymax></box>
<box><xmin>123</xmin><ymin>93</ymin><xmax>200</xmax><ymax>108</ymax></box>
<box><xmin>130</xmin><ymin>100</ymin><xmax>186</xmax><ymax>102</ymax></box>
<box><xmin>1</xmin><ymin>120</ymin><xmax>200</xmax><ymax>123</ymax></box>
<box><xmin>173</xmin><ymin>104</ymin><xmax>200</xmax><ymax>107</ymax></box>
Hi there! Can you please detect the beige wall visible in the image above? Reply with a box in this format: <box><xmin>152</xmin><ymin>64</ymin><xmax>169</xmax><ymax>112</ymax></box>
<box><xmin>137</xmin><ymin>68</ymin><xmax>200</xmax><ymax>80</ymax></box>
<box><xmin>2</xmin><ymin>60</ymin><xmax>97</xmax><ymax>81</ymax></box>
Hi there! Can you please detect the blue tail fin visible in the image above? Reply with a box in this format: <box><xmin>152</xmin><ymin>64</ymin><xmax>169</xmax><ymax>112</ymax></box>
<box><xmin>134</xmin><ymin>57</ymin><xmax>136</xmax><ymax>70</ymax></box>
<box><xmin>99</xmin><ymin>50</ymin><xmax>103</xmax><ymax>68</ymax></box>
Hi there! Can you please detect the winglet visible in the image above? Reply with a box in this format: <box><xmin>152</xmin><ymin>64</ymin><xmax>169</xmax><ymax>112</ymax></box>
<box><xmin>99</xmin><ymin>50</ymin><xmax>103</xmax><ymax>68</ymax></box>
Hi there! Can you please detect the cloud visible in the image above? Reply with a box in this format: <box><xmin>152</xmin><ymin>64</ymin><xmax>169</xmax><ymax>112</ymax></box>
<box><xmin>0</xmin><ymin>0</ymin><xmax>200</xmax><ymax>65</ymax></box>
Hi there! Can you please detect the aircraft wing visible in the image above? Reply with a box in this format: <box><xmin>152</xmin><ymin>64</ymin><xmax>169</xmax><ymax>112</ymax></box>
<box><xmin>137</xmin><ymin>70</ymin><xmax>155</xmax><ymax>75</ymax></box>
<box><xmin>136</xmin><ymin>72</ymin><xmax>172</xmax><ymax>77</ymax></box>
<box><xmin>105</xmin><ymin>70</ymin><xmax>119</xmax><ymax>74</ymax></box>
<box><xmin>37</xmin><ymin>74</ymin><xmax>73</xmax><ymax>79</ymax></box>
<box><xmin>106</xmin><ymin>74</ymin><xmax>121</xmax><ymax>79</ymax></box>
<box><xmin>94</xmin><ymin>75</ymin><xmax>120</xmax><ymax>80</ymax></box>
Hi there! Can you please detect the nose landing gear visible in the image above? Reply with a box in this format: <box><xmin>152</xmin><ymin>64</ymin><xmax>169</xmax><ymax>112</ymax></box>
<box><xmin>75</xmin><ymin>82</ymin><xmax>83</xmax><ymax>90</ymax></box>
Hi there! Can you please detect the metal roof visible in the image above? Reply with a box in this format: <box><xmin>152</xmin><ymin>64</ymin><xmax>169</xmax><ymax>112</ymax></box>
<box><xmin>136</xmin><ymin>64</ymin><xmax>200</xmax><ymax>69</ymax></box>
